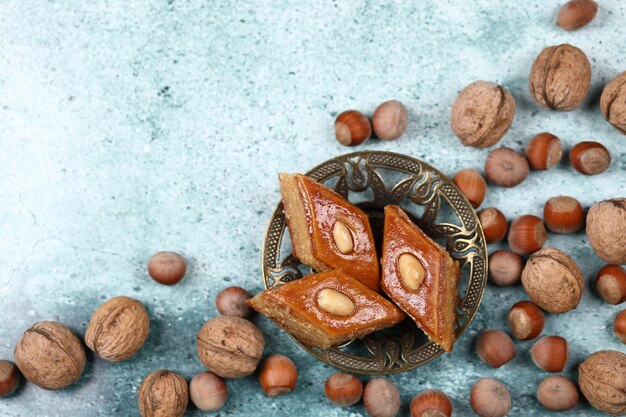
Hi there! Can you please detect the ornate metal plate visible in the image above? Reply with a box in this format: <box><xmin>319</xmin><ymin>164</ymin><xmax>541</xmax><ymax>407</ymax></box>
<box><xmin>261</xmin><ymin>151</ymin><xmax>488</xmax><ymax>375</ymax></box>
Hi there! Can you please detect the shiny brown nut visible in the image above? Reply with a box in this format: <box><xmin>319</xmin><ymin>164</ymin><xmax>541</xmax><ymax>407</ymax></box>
<box><xmin>525</xmin><ymin>132</ymin><xmax>562</xmax><ymax>170</ymax></box>
<box><xmin>600</xmin><ymin>70</ymin><xmax>626</xmax><ymax>135</ymax></box>
<box><xmin>557</xmin><ymin>0</ymin><xmax>598</xmax><ymax>31</ymax></box>
<box><xmin>479</xmin><ymin>208</ymin><xmax>508</xmax><ymax>243</ymax></box>
<box><xmin>215</xmin><ymin>286</ymin><xmax>253</xmax><ymax>318</ymax></box>
<box><xmin>148</xmin><ymin>251</ymin><xmax>187</xmax><ymax>285</ymax></box>
<box><xmin>537</xmin><ymin>375</ymin><xmax>579</xmax><ymax>411</ymax></box>
<box><xmin>508</xmin><ymin>215</ymin><xmax>547</xmax><ymax>256</ymax></box>
<box><xmin>570</xmin><ymin>141</ymin><xmax>611</xmax><ymax>175</ymax></box>
<box><xmin>189</xmin><ymin>371</ymin><xmax>227</xmax><ymax>412</ymax></box>
<box><xmin>138</xmin><ymin>370</ymin><xmax>188</xmax><ymax>417</ymax></box>
<box><xmin>0</xmin><ymin>361</ymin><xmax>20</xmax><ymax>398</ymax></box>
<box><xmin>488</xmin><ymin>250</ymin><xmax>523</xmax><ymax>286</ymax></box>
<box><xmin>484</xmin><ymin>147</ymin><xmax>529</xmax><ymax>188</ymax></box>
<box><xmin>335</xmin><ymin>110</ymin><xmax>371</xmax><ymax>146</ymax></box>
<box><xmin>372</xmin><ymin>100</ymin><xmax>408</xmax><ymax>141</ymax></box>
<box><xmin>543</xmin><ymin>196</ymin><xmax>584</xmax><ymax>233</ymax></box>
<box><xmin>454</xmin><ymin>169</ymin><xmax>487</xmax><ymax>208</ymax></box>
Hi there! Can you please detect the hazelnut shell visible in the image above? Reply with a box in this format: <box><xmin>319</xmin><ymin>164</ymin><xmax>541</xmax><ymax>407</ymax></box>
<box><xmin>586</xmin><ymin>198</ymin><xmax>626</xmax><ymax>264</ymax></box>
<box><xmin>579</xmin><ymin>350</ymin><xmax>626</xmax><ymax>415</ymax></box>
<box><xmin>138</xmin><ymin>370</ymin><xmax>188</xmax><ymax>417</ymax></box>
<box><xmin>600</xmin><ymin>70</ymin><xmax>626</xmax><ymax>135</ymax></box>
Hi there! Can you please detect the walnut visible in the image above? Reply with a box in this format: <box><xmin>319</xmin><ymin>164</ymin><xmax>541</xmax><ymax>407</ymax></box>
<box><xmin>197</xmin><ymin>316</ymin><xmax>264</xmax><ymax>378</ymax></box>
<box><xmin>85</xmin><ymin>296</ymin><xmax>150</xmax><ymax>362</ymax></box>
<box><xmin>586</xmin><ymin>198</ymin><xmax>626</xmax><ymax>264</ymax></box>
<box><xmin>579</xmin><ymin>350</ymin><xmax>626</xmax><ymax>415</ymax></box>
<box><xmin>450</xmin><ymin>81</ymin><xmax>516</xmax><ymax>148</ymax></box>
<box><xmin>601</xmin><ymin>71</ymin><xmax>626</xmax><ymax>134</ymax></box>
<box><xmin>529</xmin><ymin>44</ymin><xmax>591</xmax><ymax>111</ymax></box>
<box><xmin>14</xmin><ymin>321</ymin><xmax>86</xmax><ymax>390</ymax></box>
<box><xmin>138</xmin><ymin>370</ymin><xmax>188</xmax><ymax>417</ymax></box>
<box><xmin>521</xmin><ymin>247</ymin><xmax>584</xmax><ymax>313</ymax></box>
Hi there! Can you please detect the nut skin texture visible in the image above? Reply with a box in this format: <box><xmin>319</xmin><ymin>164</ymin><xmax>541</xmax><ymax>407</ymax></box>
<box><xmin>601</xmin><ymin>71</ymin><xmax>626</xmax><ymax>135</ymax></box>
<box><xmin>363</xmin><ymin>378</ymin><xmax>400</xmax><ymax>417</ymax></box>
<box><xmin>586</xmin><ymin>199</ymin><xmax>626</xmax><ymax>264</ymax></box>
<box><xmin>476</xmin><ymin>330</ymin><xmax>516</xmax><ymax>368</ymax></box>
<box><xmin>479</xmin><ymin>208</ymin><xmax>508</xmax><ymax>244</ymax></box>
<box><xmin>196</xmin><ymin>316</ymin><xmax>265</xmax><ymax>378</ymax></box>
<box><xmin>450</xmin><ymin>81</ymin><xmax>516</xmax><ymax>148</ymax></box>
<box><xmin>596</xmin><ymin>265</ymin><xmax>626</xmax><ymax>304</ymax></box>
<box><xmin>488</xmin><ymin>250</ymin><xmax>523</xmax><ymax>286</ymax></box>
<box><xmin>557</xmin><ymin>0</ymin><xmax>598</xmax><ymax>31</ymax></box>
<box><xmin>570</xmin><ymin>141</ymin><xmax>611</xmax><ymax>175</ymax></box>
<box><xmin>484</xmin><ymin>147</ymin><xmax>529</xmax><ymax>188</ymax></box>
<box><xmin>537</xmin><ymin>375</ymin><xmax>579</xmax><ymax>411</ymax></box>
<box><xmin>138</xmin><ymin>370</ymin><xmax>188</xmax><ymax>417</ymax></box>
<box><xmin>579</xmin><ymin>350</ymin><xmax>626</xmax><ymax>415</ymax></box>
<box><xmin>507</xmin><ymin>301</ymin><xmax>544</xmax><ymax>340</ymax></box>
<box><xmin>453</xmin><ymin>169</ymin><xmax>487</xmax><ymax>208</ymax></box>
<box><xmin>410</xmin><ymin>389</ymin><xmax>453</xmax><ymax>417</ymax></box>
<box><xmin>543</xmin><ymin>196</ymin><xmax>584</xmax><ymax>233</ymax></box>
<box><xmin>530</xmin><ymin>336</ymin><xmax>569</xmax><ymax>373</ymax></box>
<box><xmin>189</xmin><ymin>371</ymin><xmax>227</xmax><ymax>412</ymax></box>
<box><xmin>325</xmin><ymin>372</ymin><xmax>363</xmax><ymax>407</ymax></box>
<box><xmin>521</xmin><ymin>247</ymin><xmax>584</xmax><ymax>313</ymax></box>
<box><xmin>525</xmin><ymin>132</ymin><xmax>562</xmax><ymax>170</ymax></box>
<box><xmin>372</xmin><ymin>100</ymin><xmax>408</xmax><ymax>141</ymax></box>
<box><xmin>529</xmin><ymin>44</ymin><xmax>591</xmax><ymax>111</ymax></box>
<box><xmin>216</xmin><ymin>286</ymin><xmax>253</xmax><ymax>318</ymax></box>
<box><xmin>508</xmin><ymin>215</ymin><xmax>547</xmax><ymax>256</ymax></box>
<box><xmin>259</xmin><ymin>354</ymin><xmax>297</xmax><ymax>397</ymax></box>
<box><xmin>147</xmin><ymin>251</ymin><xmax>187</xmax><ymax>285</ymax></box>
<box><xmin>615</xmin><ymin>310</ymin><xmax>626</xmax><ymax>344</ymax></box>
<box><xmin>85</xmin><ymin>296</ymin><xmax>150</xmax><ymax>362</ymax></box>
<box><xmin>0</xmin><ymin>360</ymin><xmax>20</xmax><ymax>398</ymax></box>
<box><xmin>470</xmin><ymin>378</ymin><xmax>511</xmax><ymax>417</ymax></box>
<box><xmin>335</xmin><ymin>110</ymin><xmax>371</xmax><ymax>146</ymax></box>
<box><xmin>14</xmin><ymin>321</ymin><xmax>86</xmax><ymax>390</ymax></box>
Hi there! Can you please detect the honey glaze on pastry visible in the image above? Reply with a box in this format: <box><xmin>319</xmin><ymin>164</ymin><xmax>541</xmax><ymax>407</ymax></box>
<box><xmin>279</xmin><ymin>173</ymin><xmax>380</xmax><ymax>291</ymax></box>
<box><xmin>381</xmin><ymin>205</ymin><xmax>460</xmax><ymax>352</ymax></box>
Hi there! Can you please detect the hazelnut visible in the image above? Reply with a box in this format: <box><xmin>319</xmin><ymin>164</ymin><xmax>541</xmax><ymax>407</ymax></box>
<box><xmin>586</xmin><ymin>198</ymin><xmax>626</xmax><ymax>264</ymax></box>
<box><xmin>148</xmin><ymin>251</ymin><xmax>187</xmax><ymax>285</ymax></box>
<box><xmin>600</xmin><ymin>70</ymin><xmax>626</xmax><ymax>135</ymax></box>
<box><xmin>453</xmin><ymin>169</ymin><xmax>487</xmax><ymax>208</ymax></box>
<box><xmin>488</xmin><ymin>250</ymin><xmax>523</xmax><ymax>286</ymax></box>
<box><xmin>521</xmin><ymin>247</ymin><xmax>584</xmax><ymax>313</ymax></box>
<box><xmin>216</xmin><ymin>286</ymin><xmax>253</xmax><ymax>318</ymax></box>
<box><xmin>470</xmin><ymin>378</ymin><xmax>511</xmax><ymax>417</ymax></box>
<box><xmin>614</xmin><ymin>310</ymin><xmax>626</xmax><ymax>344</ymax></box>
<box><xmin>259</xmin><ymin>354</ymin><xmax>297</xmax><ymax>397</ymax></box>
<box><xmin>579</xmin><ymin>350</ymin><xmax>626</xmax><ymax>415</ymax></box>
<box><xmin>529</xmin><ymin>44</ymin><xmax>591</xmax><ymax>111</ymax></box>
<box><xmin>484</xmin><ymin>147</ymin><xmax>529</xmax><ymax>188</ymax></box>
<box><xmin>525</xmin><ymin>132</ymin><xmax>562</xmax><ymax>170</ymax></box>
<box><xmin>324</xmin><ymin>372</ymin><xmax>363</xmax><ymax>407</ymax></box>
<box><xmin>14</xmin><ymin>321</ymin><xmax>86</xmax><ymax>390</ymax></box>
<box><xmin>189</xmin><ymin>371</ymin><xmax>227</xmax><ymax>412</ymax></box>
<box><xmin>335</xmin><ymin>110</ymin><xmax>371</xmax><ymax>146</ymax></box>
<box><xmin>557</xmin><ymin>0</ymin><xmax>598</xmax><ymax>31</ymax></box>
<box><xmin>85</xmin><ymin>296</ymin><xmax>150</xmax><ymax>362</ymax></box>
<box><xmin>508</xmin><ymin>215</ymin><xmax>547</xmax><ymax>256</ymax></box>
<box><xmin>410</xmin><ymin>389</ymin><xmax>452</xmax><ymax>417</ymax></box>
<box><xmin>530</xmin><ymin>335</ymin><xmax>569</xmax><ymax>372</ymax></box>
<box><xmin>0</xmin><ymin>360</ymin><xmax>20</xmax><ymax>398</ymax></box>
<box><xmin>363</xmin><ymin>378</ymin><xmax>400</xmax><ymax>417</ymax></box>
<box><xmin>197</xmin><ymin>316</ymin><xmax>264</xmax><ymax>378</ymax></box>
<box><xmin>507</xmin><ymin>301</ymin><xmax>544</xmax><ymax>340</ymax></box>
<box><xmin>476</xmin><ymin>330</ymin><xmax>516</xmax><ymax>368</ymax></box>
<box><xmin>543</xmin><ymin>196</ymin><xmax>584</xmax><ymax>233</ymax></box>
<box><xmin>537</xmin><ymin>375</ymin><xmax>579</xmax><ymax>411</ymax></box>
<box><xmin>372</xmin><ymin>100</ymin><xmax>408</xmax><ymax>141</ymax></box>
<box><xmin>138</xmin><ymin>370</ymin><xmax>188</xmax><ymax>417</ymax></box>
<box><xmin>570</xmin><ymin>141</ymin><xmax>611</xmax><ymax>175</ymax></box>
<box><xmin>479</xmin><ymin>208</ymin><xmax>508</xmax><ymax>244</ymax></box>
<box><xmin>595</xmin><ymin>265</ymin><xmax>626</xmax><ymax>304</ymax></box>
<box><xmin>450</xmin><ymin>81</ymin><xmax>516</xmax><ymax>148</ymax></box>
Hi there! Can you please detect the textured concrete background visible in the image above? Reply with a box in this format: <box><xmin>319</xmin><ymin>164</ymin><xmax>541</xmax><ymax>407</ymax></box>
<box><xmin>1</xmin><ymin>1</ymin><xmax>625</xmax><ymax>416</ymax></box>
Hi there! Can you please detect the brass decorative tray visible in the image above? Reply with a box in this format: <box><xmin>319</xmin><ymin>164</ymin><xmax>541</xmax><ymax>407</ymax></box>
<box><xmin>261</xmin><ymin>151</ymin><xmax>488</xmax><ymax>375</ymax></box>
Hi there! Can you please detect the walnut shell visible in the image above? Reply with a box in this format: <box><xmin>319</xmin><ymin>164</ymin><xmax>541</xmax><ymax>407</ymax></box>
<box><xmin>529</xmin><ymin>44</ymin><xmax>591</xmax><ymax>111</ymax></box>
<box><xmin>586</xmin><ymin>199</ymin><xmax>626</xmax><ymax>264</ymax></box>
<box><xmin>14</xmin><ymin>321</ymin><xmax>86</xmax><ymax>390</ymax></box>
<box><xmin>197</xmin><ymin>316</ymin><xmax>264</xmax><ymax>378</ymax></box>
<box><xmin>579</xmin><ymin>350</ymin><xmax>626</xmax><ymax>415</ymax></box>
<box><xmin>600</xmin><ymin>71</ymin><xmax>626</xmax><ymax>135</ymax></box>
<box><xmin>138</xmin><ymin>370</ymin><xmax>188</xmax><ymax>417</ymax></box>
<box><xmin>521</xmin><ymin>247</ymin><xmax>584</xmax><ymax>313</ymax></box>
<box><xmin>85</xmin><ymin>296</ymin><xmax>150</xmax><ymax>362</ymax></box>
<box><xmin>450</xmin><ymin>81</ymin><xmax>516</xmax><ymax>148</ymax></box>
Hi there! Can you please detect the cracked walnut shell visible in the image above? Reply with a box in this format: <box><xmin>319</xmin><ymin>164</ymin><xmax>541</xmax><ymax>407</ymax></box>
<box><xmin>601</xmin><ymin>71</ymin><xmax>626</xmax><ymax>135</ymax></box>
<box><xmin>85</xmin><ymin>296</ymin><xmax>150</xmax><ymax>362</ymax></box>
<box><xmin>529</xmin><ymin>44</ymin><xmax>591</xmax><ymax>111</ymax></box>
<box><xmin>521</xmin><ymin>247</ymin><xmax>584</xmax><ymax>313</ymax></box>
<box><xmin>579</xmin><ymin>350</ymin><xmax>626</xmax><ymax>415</ymax></box>
<box><xmin>138</xmin><ymin>370</ymin><xmax>188</xmax><ymax>417</ymax></box>
<box><xmin>197</xmin><ymin>316</ymin><xmax>264</xmax><ymax>378</ymax></box>
<box><xmin>450</xmin><ymin>81</ymin><xmax>516</xmax><ymax>148</ymax></box>
<box><xmin>14</xmin><ymin>321</ymin><xmax>86</xmax><ymax>390</ymax></box>
<box><xmin>586</xmin><ymin>198</ymin><xmax>626</xmax><ymax>264</ymax></box>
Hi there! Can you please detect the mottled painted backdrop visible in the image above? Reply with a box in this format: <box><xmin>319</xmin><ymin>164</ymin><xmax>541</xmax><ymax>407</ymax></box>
<box><xmin>1</xmin><ymin>1</ymin><xmax>625</xmax><ymax>416</ymax></box>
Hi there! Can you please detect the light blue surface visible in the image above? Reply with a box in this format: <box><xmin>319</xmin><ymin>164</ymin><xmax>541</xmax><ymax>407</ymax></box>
<box><xmin>1</xmin><ymin>1</ymin><xmax>625</xmax><ymax>416</ymax></box>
